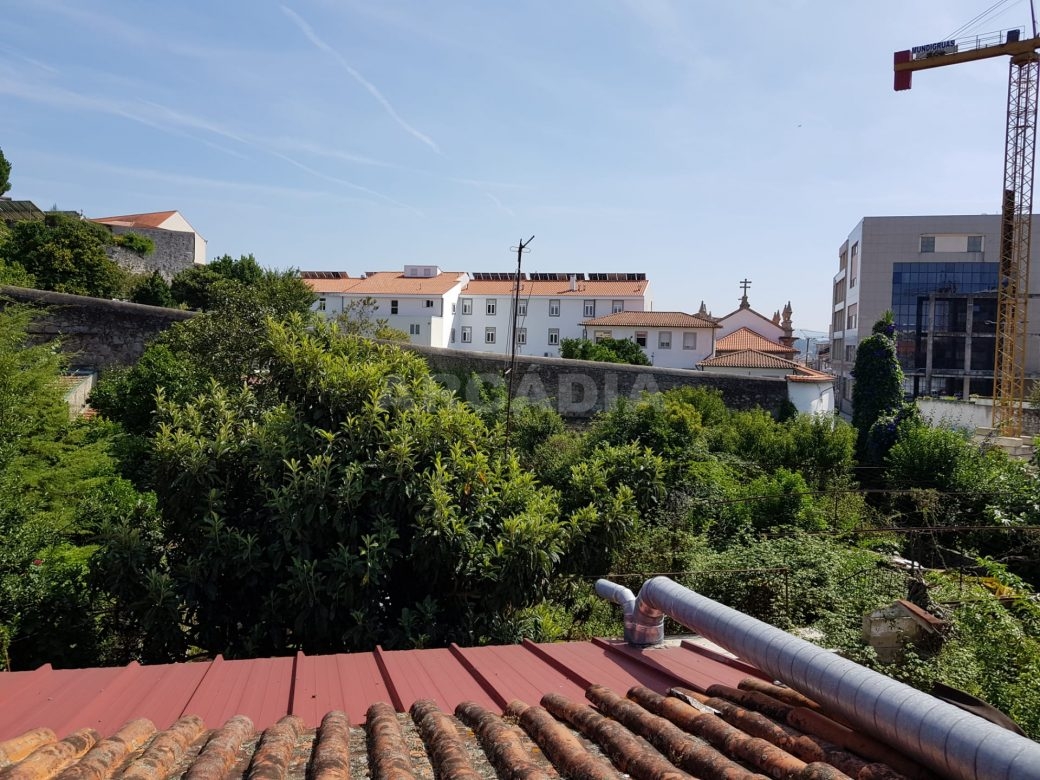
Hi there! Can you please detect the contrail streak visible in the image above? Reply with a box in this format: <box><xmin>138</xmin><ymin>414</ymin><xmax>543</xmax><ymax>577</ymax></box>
<box><xmin>281</xmin><ymin>5</ymin><xmax>441</xmax><ymax>154</ymax></box>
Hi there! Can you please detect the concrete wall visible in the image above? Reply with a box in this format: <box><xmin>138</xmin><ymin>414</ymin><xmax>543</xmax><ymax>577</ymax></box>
<box><xmin>916</xmin><ymin>396</ymin><xmax>1040</xmax><ymax>436</ymax></box>
<box><xmin>105</xmin><ymin>225</ymin><xmax>199</xmax><ymax>280</ymax></box>
<box><xmin>404</xmin><ymin>344</ymin><xmax>789</xmax><ymax>418</ymax></box>
<box><xmin>0</xmin><ymin>286</ymin><xmax>194</xmax><ymax>370</ymax></box>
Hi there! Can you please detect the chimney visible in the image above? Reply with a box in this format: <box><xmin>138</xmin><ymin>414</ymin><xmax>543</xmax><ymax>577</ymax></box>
<box><xmin>569</xmin><ymin>274</ymin><xmax>577</xmax><ymax>292</ymax></box>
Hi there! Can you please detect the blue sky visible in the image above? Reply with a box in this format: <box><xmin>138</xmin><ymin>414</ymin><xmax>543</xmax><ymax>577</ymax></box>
<box><xmin>1</xmin><ymin>1</ymin><xmax>1031</xmax><ymax>330</ymax></box>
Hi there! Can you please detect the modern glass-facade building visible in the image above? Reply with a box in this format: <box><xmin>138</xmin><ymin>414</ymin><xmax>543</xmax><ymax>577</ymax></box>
<box><xmin>891</xmin><ymin>261</ymin><xmax>998</xmax><ymax>397</ymax></box>
<box><xmin>831</xmin><ymin>215</ymin><xmax>1040</xmax><ymax>416</ymax></box>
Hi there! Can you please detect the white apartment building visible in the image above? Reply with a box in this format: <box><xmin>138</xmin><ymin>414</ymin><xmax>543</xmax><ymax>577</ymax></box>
<box><xmin>578</xmin><ymin>311</ymin><xmax>717</xmax><ymax>369</ymax></box>
<box><xmin>455</xmin><ymin>272</ymin><xmax>650</xmax><ymax>357</ymax></box>
<box><xmin>306</xmin><ymin>269</ymin><xmax>652</xmax><ymax>355</ymax></box>
<box><xmin>304</xmin><ymin>266</ymin><xmax>469</xmax><ymax>347</ymax></box>
<box><xmin>831</xmin><ymin>215</ymin><xmax>1040</xmax><ymax>415</ymax></box>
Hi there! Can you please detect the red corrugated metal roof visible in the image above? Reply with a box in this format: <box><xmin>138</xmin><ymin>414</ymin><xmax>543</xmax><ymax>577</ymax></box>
<box><xmin>0</xmin><ymin>640</ymin><xmax>754</xmax><ymax>740</ymax></box>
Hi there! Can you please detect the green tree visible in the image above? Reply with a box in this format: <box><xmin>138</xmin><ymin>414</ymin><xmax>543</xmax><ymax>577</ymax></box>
<box><xmin>1</xmin><ymin>213</ymin><xmax>127</xmax><ymax>297</ymax></box>
<box><xmin>92</xmin><ymin>275</ymin><xmax>314</xmax><ymax>441</ymax></box>
<box><xmin>170</xmin><ymin>255</ymin><xmax>314</xmax><ymax>314</ymax></box>
<box><xmin>335</xmin><ymin>296</ymin><xmax>409</xmax><ymax>341</ymax></box>
<box><xmin>852</xmin><ymin>312</ymin><xmax>904</xmax><ymax>456</ymax></box>
<box><xmin>134</xmin><ymin>318</ymin><xmax>621</xmax><ymax>656</ymax></box>
<box><xmin>129</xmin><ymin>271</ymin><xmax>174</xmax><ymax>307</ymax></box>
<box><xmin>0</xmin><ymin>306</ymin><xmax>157</xmax><ymax>669</ymax></box>
<box><xmin>0</xmin><ymin>147</ymin><xmax>10</xmax><ymax>196</ymax></box>
<box><xmin>169</xmin><ymin>265</ymin><xmax>222</xmax><ymax>310</ymax></box>
<box><xmin>0</xmin><ymin>220</ymin><xmax>33</xmax><ymax>287</ymax></box>
<box><xmin>560</xmin><ymin>337</ymin><xmax>651</xmax><ymax>365</ymax></box>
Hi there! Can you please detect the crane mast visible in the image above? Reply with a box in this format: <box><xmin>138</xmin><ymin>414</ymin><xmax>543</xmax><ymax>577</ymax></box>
<box><xmin>894</xmin><ymin>30</ymin><xmax>1040</xmax><ymax>436</ymax></box>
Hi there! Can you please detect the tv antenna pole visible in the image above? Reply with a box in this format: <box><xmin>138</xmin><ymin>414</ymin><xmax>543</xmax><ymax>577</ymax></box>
<box><xmin>504</xmin><ymin>235</ymin><xmax>534</xmax><ymax>453</ymax></box>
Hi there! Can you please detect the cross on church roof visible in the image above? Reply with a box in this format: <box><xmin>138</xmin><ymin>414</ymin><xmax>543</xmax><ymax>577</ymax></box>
<box><xmin>738</xmin><ymin>278</ymin><xmax>752</xmax><ymax>309</ymax></box>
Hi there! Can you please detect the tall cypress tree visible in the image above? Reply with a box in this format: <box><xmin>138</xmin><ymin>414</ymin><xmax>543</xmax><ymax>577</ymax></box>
<box><xmin>851</xmin><ymin>311</ymin><xmax>904</xmax><ymax>456</ymax></box>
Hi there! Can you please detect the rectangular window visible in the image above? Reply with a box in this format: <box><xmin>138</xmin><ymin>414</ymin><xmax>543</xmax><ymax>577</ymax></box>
<box><xmin>516</xmin><ymin>327</ymin><xmax>527</xmax><ymax>345</ymax></box>
<box><xmin>659</xmin><ymin>331</ymin><xmax>672</xmax><ymax>349</ymax></box>
<box><xmin>683</xmin><ymin>332</ymin><xmax>697</xmax><ymax>350</ymax></box>
<box><xmin>635</xmin><ymin>331</ymin><xmax>647</xmax><ymax>347</ymax></box>
<box><xmin>409</xmin><ymin>323</ymin><xmax>420</xmax><ymax>336</ymax></box>
<box><xmin>451</xmin><ymin>303</ymin><xmax>456</xmax><ymax>315</ymax></box>
<box><xmin>549</xmin><ymin>299</ymin><xmax>560</xmax><ymax>317</ymax></box>
<box><xmin>847</xmin><ymin>303</ymin><xmax>858</xmax><ymax>331</ymax></box>
<box><xmin>461</xmin><ymin>326</ymin><xmax>472</xmax><ymax>343</ymax></box>
<box><xmin>486</xmin><ymin>299</ymin><xmax>497</xmax><ymax>316</ymax></box>
<box><xmin>612</xmin><ymin>300</ymin><xmax>624</xmax><ymax>314</ymax></box>
<box><xmin>849</xmin><ymin>242</ymin><xmax>859</xmax><ymax>288</ymax></box>
<box><xmin>485</xmin><ymin>327</ymin><xmax>496</xmax><ymax>344</ymax></box>
<box><xmin>317</xmin><ymin>297</ymin><xmax>327</xmax><ymax>312</ymax></box>
<box><xmin>845</xmin><ymin>344</ymin><xmax>857</xmax><ymax>362</ymax></box>
<box><xmin>461</xmin><ymin>298</ymin><xmax>472</xmax><ymax>315</ymax></box>
<box><xmin>920</xmin><ymin>236</ymin><xmax>935</xmax><ymax>253</ymax></box>
<box><xmin>450</xmin><ymin>328</ymin><xmax>456</xmax><ymax>343</ymax></box>
<box><xmin>424</xmin><ymin>299</ymin><xmax>434</xmax><ymax>308</ymax></box>
<box><xmin>583</xmin><ymin>300</ymin><xmax>596</xmax><ymax>317</ymax></box>
<box><xmin>517</xmin><ymin>300</ymin><xmax>527</xmax><ymax>317</ymax></box>
<box><xmin>548</xmin><ymin>328</ymin><xmax>560</xmax><ymax>345</ymax></box>
<box><xmin>594</xmin><ymin>330</ymin><xmax>612</xmax><ymax>342</ymax></box>
<box><xmin>968</xmin><ymin>235</ymin><xmax>983</xmax><ymax>252</ymax></box>
<box><xmin>390</xmin><ymin>300</ymin><xmax>399</xmax><ymax>315</ymax></box>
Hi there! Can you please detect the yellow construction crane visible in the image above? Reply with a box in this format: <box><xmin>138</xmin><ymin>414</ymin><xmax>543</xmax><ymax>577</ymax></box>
<box><xmin>894</xmin><ymin>26</ymin><xmax>1040</xmax><ymax>436</ymax></box>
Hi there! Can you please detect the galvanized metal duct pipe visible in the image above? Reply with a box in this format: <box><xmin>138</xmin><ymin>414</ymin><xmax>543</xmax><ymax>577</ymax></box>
<box><xmin>596</xmin><ymin>575</ymin><xmax>1040</xmax><ymax>780</ymax></box>
<box><xmin>594</xmin><ymin>580</ymin><xmax>665</xmax><ymax>646</ymax></box>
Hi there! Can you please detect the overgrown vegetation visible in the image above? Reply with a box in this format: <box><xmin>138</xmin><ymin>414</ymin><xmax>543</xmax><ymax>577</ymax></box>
<box><xmin>560</xmin><ymin>337</ymin><xmax>651</xmax><ymax>365</ymax></box>
<box><xmin>2</xmin><ymin>294</ymin><xmax>1040</xmax><ymax>737</ymax></box>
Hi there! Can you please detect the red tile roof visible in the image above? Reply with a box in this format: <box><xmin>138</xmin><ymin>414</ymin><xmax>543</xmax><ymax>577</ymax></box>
<box><xmin>91</xmin><ymin>211</ymin><xmax>179</xmax><ymax>229</ymax></box>
<box><xmin>715</xmin><ymin>327</ymin><xmax>795</xmax><ymax>355</ymax></box>
<box><xmin>699</xmin><ymin>349</ymin><xmax>801</xmax><ymax>370</ymax></box>
<box><xmin>786</xmin><ymin>368</ymin><xmax>835</xmax><ymax>383</ymax></box>
<box><xmin>0</xmin><ymin>638</ymin><xmax>969</xmax><ymax>780</ymax></box>
<box><xmin>301</xmin><ymin>274</ymin><xmax>363</xmax><ymax>294</ymax></box>
<box><xmin>464</xmin><ymin>279</ymin><xmax>649</xmax><ymax>297</ymax></box>
<box><xmin>581</xmin><ymin>312</ymin><xmax>718</xmax><ymax>328</ymax></box>
<box><xmin>699</xmin><ymin>351</ymin><xmax>835</xmax><ymax>383</ymax></box>
<box><xmin>345</xmin><ymin>271</ymin><xmax>468</xmax><ymax>296</ymax></box>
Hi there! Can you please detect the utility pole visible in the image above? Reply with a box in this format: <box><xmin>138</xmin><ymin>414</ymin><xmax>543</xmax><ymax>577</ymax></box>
<box><xmin>504</xmin><ymin>236</ymin><xmax>534</xmax><ymax>454</ymax></box>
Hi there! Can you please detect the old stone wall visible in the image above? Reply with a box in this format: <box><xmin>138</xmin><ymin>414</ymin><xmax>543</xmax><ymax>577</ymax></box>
<box><xmin>105</xmin><ymin>225</ymin><xmax>198</xmax><ymax>280</ymax></box>
<box><xmin>0</xmin><ymin>286</ymin><xmax>194</xmax><ymax>370</ymax></box>
<box><xmin>404</xmin><ymin>344</ymin><xmax>789</xmax><ymax>417</ymax></box>
<box><xmin>0</xmin><ymin>293</ymin><xmax>789</xmax><ymax>415</ymax></box>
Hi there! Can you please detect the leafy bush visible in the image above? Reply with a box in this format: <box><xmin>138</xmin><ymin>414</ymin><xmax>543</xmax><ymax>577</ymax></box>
<box><xmin>129</xmin><ymin>271</ymin><xmax>173</xmax><ymax>307</ymax></box>
<box><xmin>114</xmin><ymin>232</ymin><xmax>155</xmax><ymax>256</ymax></box>
<box><xmin>135</xmin><ymin>319</ymin><xmax>632</xmax><ymax>656</ymax></box>
<box><xmin>560</xmin><ymin>337</ymin><xmax>650</xmax><ymax>365</ymax></box>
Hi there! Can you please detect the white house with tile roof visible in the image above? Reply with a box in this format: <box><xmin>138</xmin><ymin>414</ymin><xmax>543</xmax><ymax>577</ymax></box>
<box><xmin>579</xmin><ymin>311</ymin><xmax>718</xmax><ymax>369</ymax></box>
<box><xmin>698</xmin><ymin>350</ymin><xmax>835</xmax><ymax>414</ymax></box>
<box><xmin>303</xmin><ymin>266</ymin><xmax>469</xmax><ymax>347</ymax></box>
